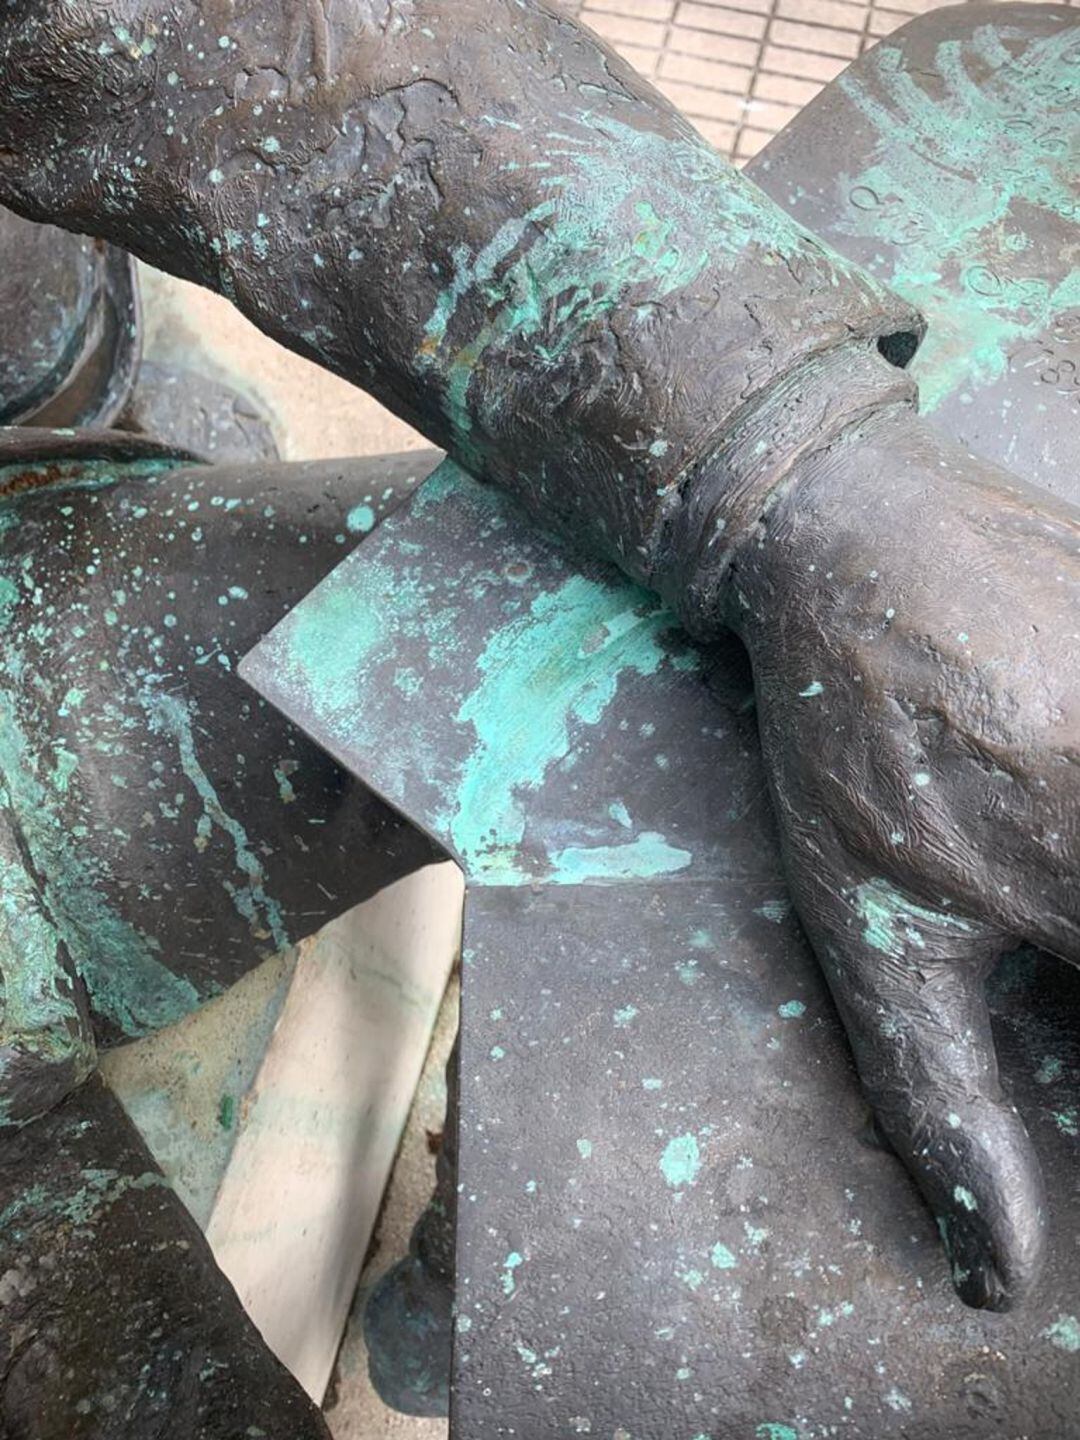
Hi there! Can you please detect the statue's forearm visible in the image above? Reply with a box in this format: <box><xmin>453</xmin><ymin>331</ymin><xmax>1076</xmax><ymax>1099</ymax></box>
<box><xmin>0</xmin><ymin>0</ymin><xmax>918</xmax><ymax>622</ymax></box>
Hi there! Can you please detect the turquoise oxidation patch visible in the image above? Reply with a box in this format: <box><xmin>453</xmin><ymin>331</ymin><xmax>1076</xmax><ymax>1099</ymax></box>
<box><xmin>0</xmin><ymin>454</ymin><xmax>210</xmax><ymax>1039</ymax></box>
<box><xmin>449</xmin><ymin>568</ymin><xmax>691</xmax><ymax>881</ymax></box>
<box><xmin>249</xmin><ymin>461</ymin><xmax>704</xmax><ymax>886</ymax></box>
<box><xmin>413</xmin><ymin>113</ymin><xmax>894</xmax><ymax>462</ymax></box>
<box><xmin>836</xmin><ymin>25</ymin><xmax>1080</xmax><ymax>410</ymax></box>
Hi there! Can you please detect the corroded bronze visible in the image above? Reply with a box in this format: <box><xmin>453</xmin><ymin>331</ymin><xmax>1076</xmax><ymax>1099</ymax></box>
<box><xmin>0</xmin><ymin>426</ymin><xmax>441</xmax><ymax>1437</ymax></box>
<box><xmin>1</xmin><ymin>1075</ymin><xmax>333</xmax><ymax>1440</ymax></box>
<box><xmin>0</xmin><ymin>2</ymin><xmax>1076</xmax><ymax>1423</ymax></box>
<box><xmin>0</xmin><ymin>201</ymin><xmax>282</xmax><ymax>460</ymax></box>
<box><xmin>0</xmin><ymin>206</ymin><xmax>139</xmax><ymax>428</ymax></box>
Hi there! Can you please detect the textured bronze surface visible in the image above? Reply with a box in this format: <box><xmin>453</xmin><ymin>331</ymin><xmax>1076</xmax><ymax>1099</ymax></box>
<box><xmin>0</xmin><ymin>207</ymin><xmax>139</xmax><ymax>429</ymax></box>
<box><xmin>0</xmin><ymin>1075</ymin><xmax>332</xmax><ymax>1439</ymax></box>
<box><xmin>2</xmin><ymin>0</ymin><xmax>1064</xmax><ymax>1308</ymax></box>
<box><xmin>0</xmin><ymin>2</ymin><xmax>1076</xmax><ymax>1433</ymax></box>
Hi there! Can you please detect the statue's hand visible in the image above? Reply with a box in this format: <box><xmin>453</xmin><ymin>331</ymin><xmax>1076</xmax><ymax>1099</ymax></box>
<box><xmin>733</xmin><ymin>409</ymin><xmax>1079</xmax><ymax>1310</ymax></box>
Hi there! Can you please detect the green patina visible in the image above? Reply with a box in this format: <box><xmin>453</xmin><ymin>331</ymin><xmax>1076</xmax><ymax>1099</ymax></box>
<box><xmin>0</xmin><ymin>685</ymin><xmax>200</xmax><ymax>1038</ymax></box>
<box><xmin>143</xmin><ymin>690</ymin><xmax>288</xmax><ymax>951</ymax></box>
<box><xmin>271</xmin><ymin>463</ymin><xmax>699</xmax><ymax>884</ymax></box>
<box><xmin>710</xmin><ymin>1242</ymin><xmax>738</xmax><ymax>1270</ymax></box>
<box><xmin>0</xmin><ymin>852</ymin><xmax>93</xmax><ymax>1121</ymax></box>
<box><xmin>420</xmin><ymin>208</ymin><xmax>558</xmax><ymax>360</ymax></box>
<box><xmin>501</xmin><ymin>1251</ymin><xmax>524</xmax><ymax>1296</ymax></box>
<box><xmin>546</xmin><ymin>832</ymin><xmax>691</xmax><ymax>884</ymax></box>
<box><xmin>853</xmin><ymin>877</ymin><xmax>973</xmax><ymax>960</ymax></box>
<box><xmin>839</xmin><ymin>26</ymin><xmax>1080</xmax><ymax>410</ymax></box>
<box><xmin>677</xmin><ymin>1265</ymin><xmax>706</xmax><ymax>1291</ymax></box>
<box><xmin>51</xmin><ymin>746</ymin><xmax>79</xmax><ymax>795</ymax></box>
<box><xmin>417</xmin><ymin>115</ymin><xmax>887</xmax><ymax>457</ymax></box>
<box><xmin>346</xmin><ymin>503</ymin><xmax>376</xmax><ymax>534</ymax></box>
<box><xmin>756</xmin><ymin>1425</ymin><xmax>799</xmax><ymax>1440</ymax></box>
<box><xmin>0</xmin><ymin>1167</ymin><xmax>167</xmax><ymax>1231</ymax></box>
<box><xmin>756</xmin><ymin>899</ymin><xmax>790</xmax><ymax>924</ymax></box>
<box><xmin>0</xmin><ymin>576</ymin><xmax>20</xmax><ymax>627</ymax></box>
<box><xmin>660</xmin><ymin>1132</ymin><xmax>701</xmax><ymax>1189</ymax></box>
<box><xmin>0</xmin><ymin>454</ymin><xmax>229</xmax><ymax>1047</ymax></box>
<box><xmin>56</xmin><ymin>1167</ymin><xmax>166</xmax><ymax>1226</ymax></box>
<box><xmin>607</xmin><ymin>799</ymin><xmax>632</xmax><ymax>829</ymax></box>
<box><xmin>0</xmin><ymin>437</ymin><xmax>319</xmax><ymax>1078</ymax></box>
<box><xmin>273</xmin><ymin>760</ymin><xmax>298</xmax><ymax>805</ymax></box>
<box><xmin>1035</xmin><ymin>1055</ymin><xmax>1065</xmax><ymax>1085</ymax></box>
<box><xmin>452</xmin><ymin>564</ymin><xmax>691</xmax><ymax>882</ymax></box>
<box><xmin>1044</xmin><ymin>1314</ymin><xmax>1080</xmax><ymax>1352</ymax></box>
<box><xmin>275</xmin><ymin>556</ymin><xmax>392</xmax><ymax>722</ymax></box>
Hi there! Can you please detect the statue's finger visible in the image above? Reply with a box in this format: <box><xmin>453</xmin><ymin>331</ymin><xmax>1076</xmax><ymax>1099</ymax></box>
<box><xmin>788</xmin><ymin>854</ymin><xmax>1046</xmax><ymax>1311</ymax></box>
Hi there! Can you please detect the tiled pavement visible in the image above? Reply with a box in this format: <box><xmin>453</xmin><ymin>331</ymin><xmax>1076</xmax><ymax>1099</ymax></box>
<box><xmin>561</xmin><ymin>0</ymin><xmax>1076</xmax><ymax>164</ymax></box>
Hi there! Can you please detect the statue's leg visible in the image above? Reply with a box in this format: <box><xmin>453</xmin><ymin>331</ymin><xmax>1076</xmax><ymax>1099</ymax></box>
<box><xmin>0</xmin><ymin>1075</ymin><xmax>330</xmax><ymax>1440</ymax></box>
<box><xmin>0</xmin><ymin>433</ymin><xmax>444</xmax><ymax>1043</ymax></box>
<box><xmin>0</xmin><ymin>807</ymin><xmax>95</xmax><ymax>1128</ymax></box>
<box><xmin>363</xmin><ymin>1036</ymin><xmax>459</xmax><ymax>1417</ymax></box>
<box><xmin>0</xmin><ymin>435</ymin><xmax>447</xmax><ymax>1434</ymax></box>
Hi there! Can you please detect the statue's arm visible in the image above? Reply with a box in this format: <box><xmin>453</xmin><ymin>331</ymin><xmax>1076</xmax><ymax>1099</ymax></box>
<box><xmin>0</xmin><ymin>0</ymin><xmax>918</xmax><ymax>616</ymax></box>
<box><xmin>0</xmin><ymin>0</ymin><xmax>1077</xmax><ymax>1313</ymax></box>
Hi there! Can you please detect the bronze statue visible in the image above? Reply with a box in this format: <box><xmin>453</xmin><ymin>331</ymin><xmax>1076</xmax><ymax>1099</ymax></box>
<box><xmin>0</xmin><ymin>185</ymin><xmax>439</xmax><ymax>1440</ymax></box>
<box><xmin>0</xmin><ymin>435</ymin><xmax>438</xmax><ymax>1440</ymax></box>
<box><xmin>0</xmin><ymin>0</ymin><xmax>1077</xmax><ymax>1432</ymax></box>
